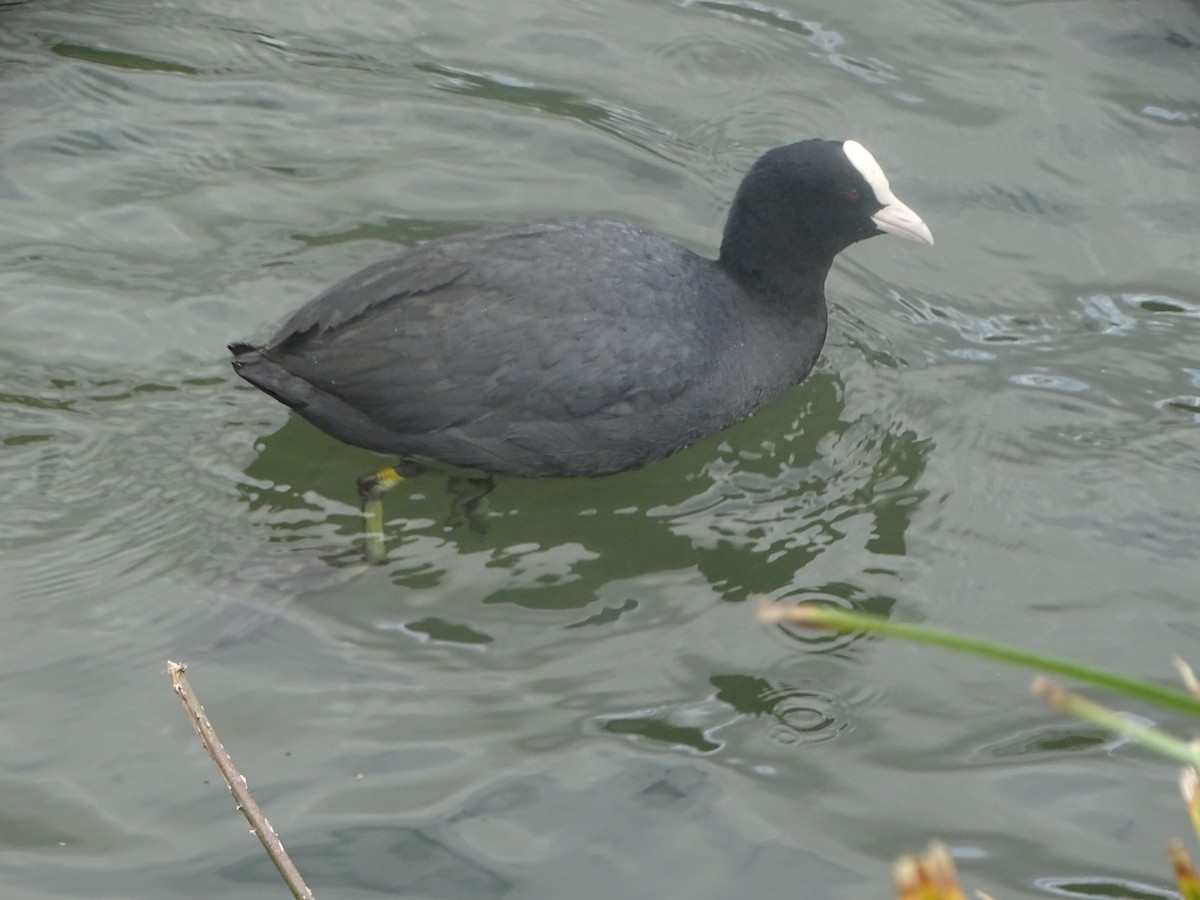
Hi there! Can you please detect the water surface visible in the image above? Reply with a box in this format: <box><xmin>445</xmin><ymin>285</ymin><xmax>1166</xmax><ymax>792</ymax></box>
<box><xmin>2</xmin><ymin>0</ymin><xmax>1199</xmax><ymax>897</ymax></box>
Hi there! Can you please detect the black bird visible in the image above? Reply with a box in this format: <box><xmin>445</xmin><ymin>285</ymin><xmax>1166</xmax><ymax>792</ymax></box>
<box><xmin>231</xmin><ymin>138</ymin><xmax>933</xmax><ymax>560</ymax></box>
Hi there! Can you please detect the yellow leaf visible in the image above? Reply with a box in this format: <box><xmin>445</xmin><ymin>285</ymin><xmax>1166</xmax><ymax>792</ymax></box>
<box><xmin>1170</xmin><ymin>841</ymin><xmax>1200</xmax><ymax>900</ymax></box>
<box><xmin>893</xmin><ymin>841</ymin><xmax>967</xmax><ymax>900</ymax></box>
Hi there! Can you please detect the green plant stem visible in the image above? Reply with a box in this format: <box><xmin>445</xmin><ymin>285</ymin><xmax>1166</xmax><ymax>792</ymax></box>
<box><xmin>1033</xmin><ymin>677</ymin><xmax>1200</xmax><ymax>766</ymax></box>
<box><xmin>758</xmin><ymin>601</ymin><xmax>1200</xmax><ymax>719</ymax></box>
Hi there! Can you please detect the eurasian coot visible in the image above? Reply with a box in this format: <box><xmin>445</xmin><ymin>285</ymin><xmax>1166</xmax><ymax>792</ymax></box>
<box><xmin>231</xmin><ymin>138</ymin><xmax>932</xmax><ymax>558</ymax></box>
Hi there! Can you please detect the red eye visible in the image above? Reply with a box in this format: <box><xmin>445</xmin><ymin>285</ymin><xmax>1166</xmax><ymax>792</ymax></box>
<box><xmin>846</xmin><ymin>188</ymin><xmax>860</xmax><ymax>202</ymax></box>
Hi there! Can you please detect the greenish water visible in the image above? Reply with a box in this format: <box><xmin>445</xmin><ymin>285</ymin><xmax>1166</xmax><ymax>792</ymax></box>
<box><xmin>2</xmin><ymin>1</ymin><xmax>1198</xmax><ymax>897</ymax></box>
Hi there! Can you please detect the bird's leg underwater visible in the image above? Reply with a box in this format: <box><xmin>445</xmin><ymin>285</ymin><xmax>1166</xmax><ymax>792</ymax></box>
<box><xmin>446</xmin><ymin>474</ymin><xmax>496</xmax><ymax>536</ymax></box>
<box><xmin>356</xmin><ymin>459</ymin><xmax>425</xmax><ymax>564</ymax></box>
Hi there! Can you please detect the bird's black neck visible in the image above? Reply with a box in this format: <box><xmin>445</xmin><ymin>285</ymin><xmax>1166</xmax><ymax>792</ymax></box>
<box><xmin>717</xmin><ymin>199</ymin><xmax>833</xmax><ymax>304</ymax></box>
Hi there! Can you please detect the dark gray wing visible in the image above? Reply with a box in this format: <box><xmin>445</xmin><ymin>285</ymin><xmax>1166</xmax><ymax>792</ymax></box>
<box><xmin>262</xmin><ymin>220</ymin><xmax>717</xmax><ymax>442</ymax></box>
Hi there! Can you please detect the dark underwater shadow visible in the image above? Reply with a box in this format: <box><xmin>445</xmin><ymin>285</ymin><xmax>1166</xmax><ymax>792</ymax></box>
<box><xmin>231</xmin><ymin>367</ymin><xmax>933</xmax><ymax>622</ymax></box>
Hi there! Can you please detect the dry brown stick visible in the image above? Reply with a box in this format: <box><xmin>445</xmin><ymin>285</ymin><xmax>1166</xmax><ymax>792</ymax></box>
<box><xmin>167</xmin><ymin>660</ymin><xmax>315</xmax><ymax>900</ymax></box>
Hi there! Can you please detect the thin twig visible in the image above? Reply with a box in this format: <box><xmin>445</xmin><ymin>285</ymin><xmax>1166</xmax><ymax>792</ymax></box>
<box><xmin>167</xmin><ymin>660</ymin><xmax>315</xmax><ymax>900</ymax></box>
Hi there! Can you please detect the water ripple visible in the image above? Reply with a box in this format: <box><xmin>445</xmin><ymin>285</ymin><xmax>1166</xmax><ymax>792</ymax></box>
<box><xmin>1</xmin><ymin>368</ymin><xmax>261</xmax><ymax>630</ymax></box>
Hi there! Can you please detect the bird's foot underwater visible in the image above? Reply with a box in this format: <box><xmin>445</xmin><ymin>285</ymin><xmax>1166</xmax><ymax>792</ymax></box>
<box><xmin>357</xmin><ymin>461</ymin><xmax>423</xmax><ymax>564</ymax></box>
<box><xmin>354</xmin><ymin>460</ymin><xmax>492</xmax><ymax>562</ymax></box>
<box><xmin>445</xmin><ymin>474</ymin><xmax>496</xmax><ymax>536</ymax></box>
